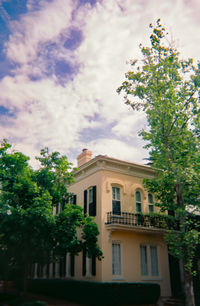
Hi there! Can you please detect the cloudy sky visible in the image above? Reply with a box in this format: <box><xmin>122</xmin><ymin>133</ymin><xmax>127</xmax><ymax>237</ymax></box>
<box><xmin>0</xmin><ymin>0</ymin><xmax>200</xmax><ymax>167</ymax></box>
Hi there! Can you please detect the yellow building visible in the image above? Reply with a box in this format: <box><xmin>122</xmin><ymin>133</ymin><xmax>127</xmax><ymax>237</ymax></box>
<box><xmin>67</xmin><ymin>149</ymin><xmax>173</xmax><ymax>298</ymax></box>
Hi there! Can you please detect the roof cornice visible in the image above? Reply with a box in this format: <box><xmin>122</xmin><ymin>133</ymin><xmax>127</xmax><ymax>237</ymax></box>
<box><xmin>73</xmin><ymin>155</ymin><xmax>156</xmax><ymax>182</ymax></box>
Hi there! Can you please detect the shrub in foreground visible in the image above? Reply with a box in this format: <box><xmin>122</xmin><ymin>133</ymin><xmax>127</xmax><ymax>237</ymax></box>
<box><xmin>27</xmin><ymin>279</ymin><xmax>160</xmax><ymax>305</ymax></box>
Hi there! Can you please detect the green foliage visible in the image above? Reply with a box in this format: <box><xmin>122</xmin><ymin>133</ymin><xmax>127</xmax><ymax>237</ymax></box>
<box><xmin>54</xmin><ymin>206</ymin><xmax>102</xmax><ymax>260</ymax></box>
<box><xmin>0</xmin><ymin>140</ymin><xmax>56</xmax><ymax>291</ymax></box>
<box><xmin>35</xmin><ymin>148</ymin><xmax>75</xmax><ymax>209</ymax></box>
<box><xmin>118</xmin><ymin>19</ymin><xmax>200</xmax><ymax>278</ymax></box>
<box><xmin>54</xmin><ymin>204</ymin><xmax>83</xmax><ymax>257</ymax></box>
<box><xmin>166</xmin><ymin>229</ymin><xmax>199</xmax><ymax>274</ymax></box>
<box><xmin>0</xmin><ymin>140</ymin><xmax>102</xmax><ymax>291</ymax></box>
<box><xmin>82</xmin><ymin>216</ymin><xmax>103</xmax><ymax>259</ymax></box>
<box><xmin>27</xmin><ymin>279</ymin><xmax>160</xmax><ymax>305</ymax></box>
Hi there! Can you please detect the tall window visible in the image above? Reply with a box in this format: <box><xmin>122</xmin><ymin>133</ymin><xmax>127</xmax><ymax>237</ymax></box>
<box><xmin>82</xmin><ymin>251</ymin><xmax>96</xmax><ymax>277</ymax></box>
<box><xmin>140</xmin><ymin>245</ymin><xmax>159</xmax><ymax>278</ymax></box>
<box><xmin>112</xmin><ymin>242</ymin><xmax>121</xmax><ymax>275</ymax></box>
<box><xmin>150</xmin><ymin>246</ymin><xmax>159</xmax><ymax>276</ymax></box>
<box><xmin>136</xmin><ymin>191</ymin><xmax>142</xmax><ymax>212</ymax></box>
<box><xmin>84</xmin><ymin>186</ymin><xmax>96</xmax><ymax>216</ymax></box>
<box><xmin>148</xmin><ymin>193</ymin><xmax>154</xmax><ymax>213</ymax></box>
<box><xmin>140</xmin><ymin>245</ymin><xmax>148</xmax><ymax>276</ymax></box>
<box><xmin>112</xmin><ymin>187</ymin><xmax>121</xmax><ymax>215</ymax></box>
<box><xmin>89</xmin><ymin>187</ymin><xmax>93</xmax><ymax>214</ymax></box>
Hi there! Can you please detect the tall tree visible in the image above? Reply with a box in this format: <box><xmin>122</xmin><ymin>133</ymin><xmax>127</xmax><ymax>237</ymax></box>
<box><xmin>35</xmin><ymin>148</ymin><xmax>103</xmax><ymax>262</ymax></box>
<box><xmin>35</xmin><ymin>147</ymin><xmax>75</xmax><ymax>212</ymax></box>
<box><xmin>0</xmin><ymin>140</ymin><xmax>55</xmax><ymax>293</ymax></box>
<box><xmin>0</xmin><ymin>141</ymin><xmax>102</xmax><ymax>293</ymax></box>
<box><xmin>118</xmin><ymin>20</ymin><xmax>200</xmax><ymax>306</ymax></box>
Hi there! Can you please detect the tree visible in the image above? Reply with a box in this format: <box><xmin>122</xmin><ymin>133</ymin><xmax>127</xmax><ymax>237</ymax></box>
<box><xmin>54</xmin><ymin>206</ymin><xmax>102</xmax><ymax>261</ymax></box>
<box><xmin>0</xmin><ymin>140</ymin><xmax>55</xmax><ymax>293</ymax></box>
<box><xmin>35</xmin><ymin>147</ymin><xmax>75</xmax><ymax>212</ymax></box>
<box><xmin>118</xmin><ymin>20</ymin><xmax>200</xmax><ymax>306</ymax></box>
<box><xmin>0</xmin><ymin>141</ymin><xmax>102</xmax><ymax>294</ymax></box>
<box><xmin>35</xmin><ymin>148</ymin><xmax>103</xmax><ymax>264</ymax></box>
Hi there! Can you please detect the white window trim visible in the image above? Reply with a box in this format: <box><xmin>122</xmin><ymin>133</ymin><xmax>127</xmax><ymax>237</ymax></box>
<box><xmin>87</xmin><ymin>186</ymin><xmax>93</xmax><ymax>213</ymax></box>
<box><xmin>136</xmin><ymin>190</ymin><xmax>142</xmax><ymax>213</ymax></box>
<box><xmin>112</xmin><ymin>186</ymin><xmax>121</xmax><ymax>215</ymax></box>
<box><xmin>88</xmin><ymin>187</ymin><xmax>93</xmax><ymax>203</ymax></box>
<box><xmin>112</xmin><ymin>241</ymin><xmax>124</xmax><ymax>280</ymax></box>
<box><xmin>148</xmin><ymin>193</ymin><xmax>154</xmax><ymax>213</ymax></box>
<box><xmin>140</xmin><ymin>244</ymin><xmax>162</xmax><ymax>281</ymax></box>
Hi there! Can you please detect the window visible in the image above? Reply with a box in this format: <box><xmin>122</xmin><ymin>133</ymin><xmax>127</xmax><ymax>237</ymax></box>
<box><xmin>82</xmin><ymin>251</ymin><xmax>96</xmax><ymax>277</ymax></box>
<box><xmin>89</xmin><ymin>187</ymin><xmax>93</xmax><ymax>215</ymax></box>
<box><xmin>136</xmin><ymin>191</ymin><xmax>142</xmax><ymax>212</ymax></box>
<box><xmin>70</xmin><ymin>254</ymin><xmax>75</xmax><ymax>277</ymax></box>
<box><xmin>112</xmin><ymin>242</ymin><xmax>121</xmax><ymax>275</ymax></box>
<box><xmin>140</xmin><ymin>245</ymin><xmax>159</xmax><ymax>278</ymax></box>
<box><xmin>84</xmin><ymin>186</ymin><xmax>96</xmax><ymax>216</ymax></box>
<box><xmin>150</xmin><ymin>246</ymin><xmax>159</xmax><ymax>276</ymax></box>
<box><xmin>69</xmin><ymin>194</ymin><xmax>77</xmax><ymax>205</ymax></box>
<box><xmin>140</xmin><ymin>245</ymin><xmax>148</xmax><ymax>276</ymax></box>
<box><xmin>112</xmin><ymin>187</ymin><xmax>121</xmax><ymax>215</ymax></box>
<box><xmin>148</xmin><ymin>193</ymin><xmax>154</xmax><ymax>213</ymax></box>
<box><xmin>61</xmin><ymin>194</ymin><xmax>77</xmax><ymax>211</ymax></box>
<box><xmin>136</xmin><ymin>191</ymin><xmax>142</xmax><ymax>224</ymax></box>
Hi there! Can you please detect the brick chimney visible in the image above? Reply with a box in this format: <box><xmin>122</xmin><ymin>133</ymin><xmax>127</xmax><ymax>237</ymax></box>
<box><xmin>77</xmin><ymin>149</ymin><xmax>92</xmax><ymax>167</ymax></box>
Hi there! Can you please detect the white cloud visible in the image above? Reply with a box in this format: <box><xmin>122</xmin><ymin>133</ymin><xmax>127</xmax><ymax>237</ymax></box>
<box><xmin>86</xmin><ymin>138</ymin><xmax>148</xmax><ymax>164</ymax></box>
<box><xmin>112</xmin><ymin>112</ymin><xmax>147</xmax><ymax>138</ymax></box>
<box><xmin>1</xmin><ymin>0</ymin><xmax>200</xmax><ymax>167</ymax></box>
<box><xmin>5</xmin><ymin>0</ymin><xmax>77</xmax><ymax>64</ymax></box>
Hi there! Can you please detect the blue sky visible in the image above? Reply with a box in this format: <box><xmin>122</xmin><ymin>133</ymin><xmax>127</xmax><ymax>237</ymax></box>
<box><xmin>0</xmin><ymin>0</ymin><xmax>200</xmax><ymax>167</ymax></box>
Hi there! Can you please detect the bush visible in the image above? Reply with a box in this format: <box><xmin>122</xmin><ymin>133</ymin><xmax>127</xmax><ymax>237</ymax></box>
<box><xmin>0</xmin><ymin>293</ymin><xmax>47</xmax><ymax>306</ymax></box>
<box><xmin>27</xmin><ymin>279</ymin><xmax>160</xmax><ymax>305</ymax></box>
<box><xmin>21</xmin><ymin>301</ymin><xmax>47</xmax><ymax>306</ymax></box>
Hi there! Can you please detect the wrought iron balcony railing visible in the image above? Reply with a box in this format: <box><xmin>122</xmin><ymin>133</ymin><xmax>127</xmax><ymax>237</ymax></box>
<box><xmin>105</xmin><ymin>211</ymin><xmax>179</xmax><ymax>231</ymax></box>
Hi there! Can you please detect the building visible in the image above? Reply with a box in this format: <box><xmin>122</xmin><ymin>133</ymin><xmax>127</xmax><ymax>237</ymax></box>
<box><xmin>67</xmin><ymin>149</ymin><xmax>174</xmax><ymax>298</ymax></box>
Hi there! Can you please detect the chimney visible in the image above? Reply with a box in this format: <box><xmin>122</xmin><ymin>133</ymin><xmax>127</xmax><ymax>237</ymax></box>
<box><xmin>77</xmin><ymin>149</ymin><xmax>92</xmax><ymax>167</ymax></box>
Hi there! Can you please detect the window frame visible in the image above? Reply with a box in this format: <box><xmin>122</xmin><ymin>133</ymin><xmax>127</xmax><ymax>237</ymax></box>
<box><xmin>140</xmin><ymin>244</ymin><xmax>161</xmax><ymax>280</ymax></box>
<box><xmin>148</xmin><ymin>193</ymin><xmax>154</xmax><ymax>213</ymax></box>
<box><xmin>135</xmin><ymin>190</ymin><xmax>142</xmax><ymax>213</ymax></box>
<box><xmin>112</xmin><ymin>186</ymin><xmax>121</xmax><ymax>215</ymax></box>
<box><xmin>84</xmin><ymin>186</ymin><xmax>96</xmax><ymax>216</ymax></box>
<box><xmin>112</xmin><ymin>241</ymin><xmax>123</xmax><ymax>279</ymax></box>
<box><xmin>89</xmin><ymin>187</ymin><xmax>93</xmax><ymax>205</ymax></box>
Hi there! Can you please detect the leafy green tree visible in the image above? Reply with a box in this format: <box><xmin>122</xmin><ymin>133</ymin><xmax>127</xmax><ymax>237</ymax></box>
<box><xmin>35</xmin><ymin>148</ymin><xmax>103</xmax><ymax>262</ymax></box>
<box><xmin>118</xmin><ymin>20</ymin><xmax>200</xmax><ymax>306</ymax></box>
<box><xmin>35</xmin><ymin>147</ymin><xmax>75</xmax><ymax>212</ymax></box>
<box><xmin>0</xmin><ymin>140</ymin><xmax>55</xmax><ymax>293</ymax></box>
<box><xmin>0</xmin><ymin>141</ymin><xmax>102</xmax><ymax>294</ymax></box>
<box><xmin>54</xmin><ymin>206</ymin><xmax>102</xmax><ymax>261</ymax></box>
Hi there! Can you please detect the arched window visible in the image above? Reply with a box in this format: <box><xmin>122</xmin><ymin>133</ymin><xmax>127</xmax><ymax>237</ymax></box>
<box><xmin>112</xmin><ymin>186</ymin><xmax>121</xmax><ymax>215</ymax></box>
<box><xmin>136</xmin><ymin>190</ymin><xmax>142</xmax><ymax>213</ymax></box>
<box><xmin>148</xmin><ymin>193</ymin><xmax>154</xmax><ymax>213</ymax></box>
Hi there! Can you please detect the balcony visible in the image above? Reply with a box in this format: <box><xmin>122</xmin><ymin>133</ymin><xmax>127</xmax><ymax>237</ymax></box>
<box><xmin>105</xmin><ymin>212</ymin><xmax>179</xmax><ymax>233</ymax></box>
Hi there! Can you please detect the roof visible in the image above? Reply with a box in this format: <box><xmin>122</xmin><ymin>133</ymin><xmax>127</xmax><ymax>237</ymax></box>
<box><xmin>73</xmin><ymin>154</ymin><xmax>156</xmax><ymax>182</ymax></box>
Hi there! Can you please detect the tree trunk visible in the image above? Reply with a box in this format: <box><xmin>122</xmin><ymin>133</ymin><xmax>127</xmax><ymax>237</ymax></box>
<box><xmin>175</xmin><ymin>184</ymin><xmax>196</xmax><ymax>306</ymax></box>
<box><xmin>183</xmin><ymin>269</ymin><xmax>195</xmax><ymax>306</ymax></box>
<box><xmin>175</xmin><ymin>182</ymin><xmax>184</xmax><ymax>208</ymax></box>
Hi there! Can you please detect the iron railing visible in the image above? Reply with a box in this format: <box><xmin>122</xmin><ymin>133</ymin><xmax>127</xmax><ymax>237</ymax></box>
<box><xmin>105</xmin><ymin>212</ymin><xmax>179</xmax><ymax>230</ymax></box>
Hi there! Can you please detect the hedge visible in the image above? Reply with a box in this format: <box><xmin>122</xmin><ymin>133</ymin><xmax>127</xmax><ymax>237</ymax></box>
<box><xmin>26</xmin><ymin>279</ymin><xmax>160</xmax><ymax>305</ymax></box>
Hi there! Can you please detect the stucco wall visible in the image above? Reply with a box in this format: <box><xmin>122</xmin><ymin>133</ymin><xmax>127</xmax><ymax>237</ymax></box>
<box><xmin>68</xmin><ymin>164</ymin><xmax>171</xmax><ymax>297</ymax></box>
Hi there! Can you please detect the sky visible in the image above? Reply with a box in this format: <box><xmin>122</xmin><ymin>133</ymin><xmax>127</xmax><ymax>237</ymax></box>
<box><xmin>0</xmin><ymin>0</ymin><xmax>200</xmax><ymax>167</ymax></box>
